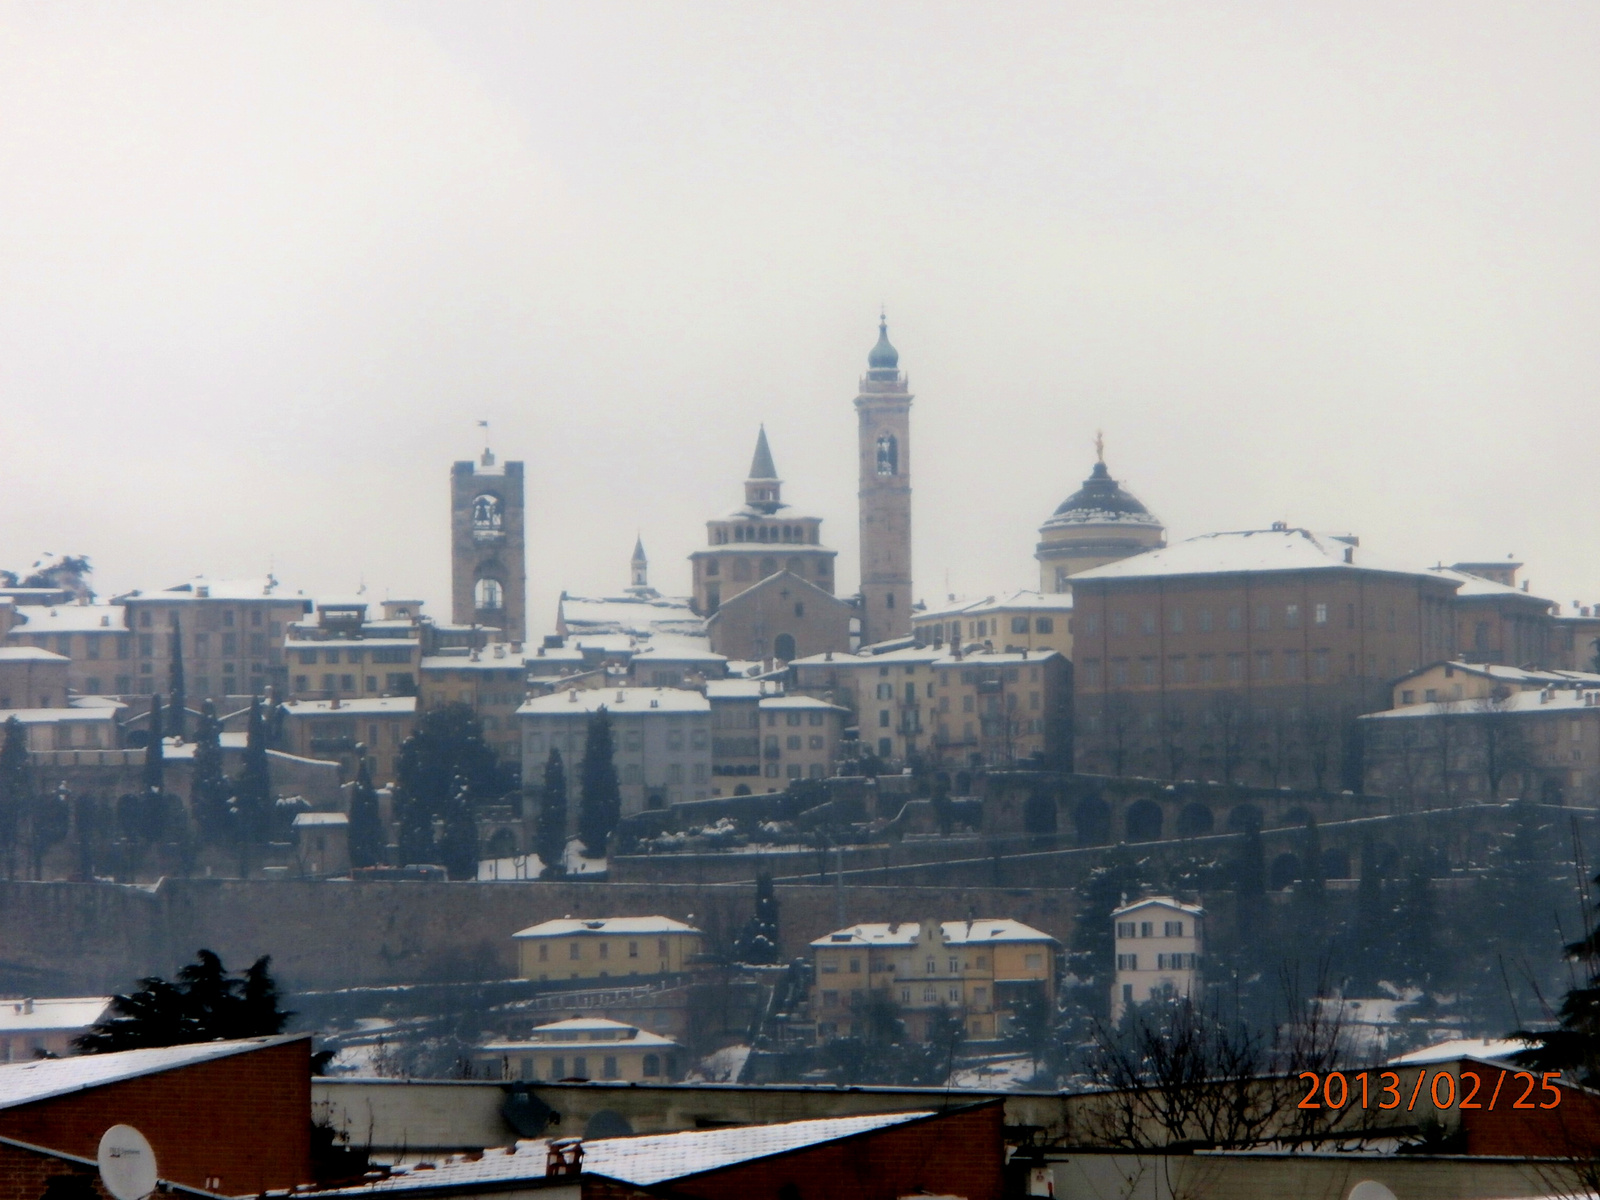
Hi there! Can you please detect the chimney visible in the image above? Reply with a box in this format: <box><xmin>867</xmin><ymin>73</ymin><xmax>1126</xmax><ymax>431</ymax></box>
<box><xmin>568</xmin><ymin>690</ymin><xmax>578</xmax><ymax>703</ymax></box>
<box><xmin>329</xmin><ymin>696</ymin><xmax>340</xmax><ymax>709</ymax></box>
<box><xmin>1344</xmin><ymin>547</ymin><xmax>1354</xmax><ymax>564</ymax></box>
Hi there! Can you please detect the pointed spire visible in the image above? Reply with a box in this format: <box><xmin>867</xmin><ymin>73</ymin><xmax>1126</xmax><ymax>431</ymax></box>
<box><xmin>631</xmin><ymin>533</ymin><xmax>647</xmax><ymax>563</ymax></box>
<box><xmin>748</xmin><ymin>424</ymin><xmax>779</xmax><ymax>480</ymax></box>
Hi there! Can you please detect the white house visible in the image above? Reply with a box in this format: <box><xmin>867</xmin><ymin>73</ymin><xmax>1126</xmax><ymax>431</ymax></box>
<box><xmin>1111</xmin><ymin>896</ymin><xmax>1204</xmax><ymax>1022</ymax></box>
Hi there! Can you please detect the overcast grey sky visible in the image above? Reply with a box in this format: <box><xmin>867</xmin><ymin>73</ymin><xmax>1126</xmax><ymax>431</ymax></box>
<box><xmin>2</xmin><ymin>2</ymin><xmax>1598</xmax><ymax>632</ymax></box>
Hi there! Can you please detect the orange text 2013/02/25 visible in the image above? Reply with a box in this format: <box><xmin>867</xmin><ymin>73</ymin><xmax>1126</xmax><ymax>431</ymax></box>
<box><xmin>1296</xmin><ymin>1069</ymin><xmax>1562</xmax><ymax>1111</ymax></box>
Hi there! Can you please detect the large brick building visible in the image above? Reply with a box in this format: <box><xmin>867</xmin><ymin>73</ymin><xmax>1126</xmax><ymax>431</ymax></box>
<box><xmin>1068</xmin><ymin>526</ymin><xmax>1460</xmax><ymax>789</ymax></box>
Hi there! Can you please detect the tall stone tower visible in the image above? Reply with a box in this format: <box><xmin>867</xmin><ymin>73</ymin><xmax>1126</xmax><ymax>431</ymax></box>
<box><xmin>855</xmin><ymin>314</ymin><xmax>913</xmax><ymax>646</ymax></box>
<box><xmin>450</xmin><ymin>447</ymin><xmax>526</xmax><ymax>644</ymax></box>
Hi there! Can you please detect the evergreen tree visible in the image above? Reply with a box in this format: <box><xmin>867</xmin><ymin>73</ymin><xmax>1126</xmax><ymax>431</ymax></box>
<box><xmin>1466</xmin><ymin>801</ymin><xmax>1566</xmax><ymax>1030</ymax></box>
<box><xmin>735</xmin><ymin>873</ymin><xmax>781</xmax><ymax>963</ymax></box>
<box><xmin>0</xmin><ymin>717</ymin><xmax>31</xmax><ymax>879</ymax></box>
<box><xmin>141</xmin><ymin>695</ymin><xmax>165</xmax><ymax>795</ymax></box>
<box><xmin>437</xmin><ymin>775</ymin><xmax>480</xmax><ymax>880</ymax></box>
<box><xmin>535</xmin><ymin>748</ymin><xmax>568</xmax><ymax>878</ymax></box>
<box><xmin>1292</xmin><ymin>815</ymin><xmax>1327</xmax><ymax>939</ymax></box>
<box><xmin>191</xmin><ymin>701</ymin><xmax>230</xmax><ymax>843</ymax></box>
<box><xmin>1068</xmin><ymin>851</ymin><xmax>1150</xmax><ymax>1018</ymax></box>
<box><xmin>231</xmin><ymin>698</ymin><xmax>272</xmax><ymax>877</ymax></box>
<box><xmin>25</xmin><ymin>782</ymin><xmax>70</xmax><ymax>880</ymax></box>
<box><xmin>1347</xmin><ymin>835</ymin><xmax>1389</xmax><ymax>992</ymax></box>
<box><xmin>391</xmin><ymin>704</ymin><xmax>499</xmax><ymax>868</ymax></box>
<box><xmin>1393</xmin><ymin>857</ymin><xmax>1439</xmax><ymax>988</ymax></box>
<box><xmin>75</xmin><ymin>949</ymin><xmax>291</xmax><ymax>1053</ymax></box>
<box><xmin>168</xmin><ymin>619</ymin><xmax>186</xmax><ymax>741</ymax></box>
<box><xmin>929</xmin><ymin>774</ymin><xmax>954</xmax><ymax>836</ymax></box>
<box><xmin>346</xmin><ymin>757</ymin><xmax>385</xmax><ymax>870</ymax></box>
<box><xmin>577</xmin><ymin>707</ymin><xmax>621</xmax><ymax>858</ymax></box>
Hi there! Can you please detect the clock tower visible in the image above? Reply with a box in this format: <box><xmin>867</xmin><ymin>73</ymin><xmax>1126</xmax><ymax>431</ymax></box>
<box><xmin>855</xmin><ymin>314</ymin><xmax>913</xmax><ymax>646</ymax></box>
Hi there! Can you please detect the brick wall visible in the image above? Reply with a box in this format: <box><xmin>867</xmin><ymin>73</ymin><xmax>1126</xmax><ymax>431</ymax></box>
<box><xmin>0</xmin><ymin>1039</ymin><xmax>311</xmax><ymax>1195</ymax></box>
<box><xmin>0</xmin><ymin>1139</ymin><xmax>115</xmax><ymax>1200</ymax></box>
<box><xmin>673</xmin><ymin>1102</ymin><xmax>1003</xmax><ymax>1200</ymax></box>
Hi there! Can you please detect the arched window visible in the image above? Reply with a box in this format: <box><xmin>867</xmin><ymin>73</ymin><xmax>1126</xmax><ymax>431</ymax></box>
<box><xmin>471</xmin><ymin>494</ymin><xmax>503</xmax><ymax>531</ymax></box>
<box><xmin>760</xmin><ymin>557</ymin><xmax>777</xmax><ymax>577</ymax></box>
<box><xmin>876</xmin><ymin>433</ymin><xmax>899</xmax><ymax>476</ymax></box>
<box><xmin>475</xmin><ymin>578</ymin><xmax>504</xmax><ymax>610</ymax></box>
<box><xmin>732</xmin><ymin>559</ymin><xmax>752</xmax><ymax>582</ymax></box>
<box><xmin>774</xmin><ymin>633</ymin><xmax>797</xmax><ymax>662</ymax></box>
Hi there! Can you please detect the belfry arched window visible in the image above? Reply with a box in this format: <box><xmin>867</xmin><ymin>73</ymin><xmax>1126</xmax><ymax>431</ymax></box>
<box><xmin>475</xmin><ymin>578</ymin><xmax>505</xmax><ymax>611</ymax></box>
<box><xmin>876</xmin><ymin>434</ymin><xmax>899</xmax><ymax>476</ymax></box>
<box><xmin>472</xmin><ymin>494</ymin><xmax>504</xmax><ymax>533</ymax></box>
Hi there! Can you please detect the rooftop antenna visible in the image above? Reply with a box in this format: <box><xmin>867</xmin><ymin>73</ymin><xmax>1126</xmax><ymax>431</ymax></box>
<box><xmin>1095</xmin><ymin>429</ymin><xmax>1105</xmax><ymax>463</ymax></box>
<box><xmin>478</xmin><ymin>419</ymin><xmax>494</xmax><ymax>467</ymax></box>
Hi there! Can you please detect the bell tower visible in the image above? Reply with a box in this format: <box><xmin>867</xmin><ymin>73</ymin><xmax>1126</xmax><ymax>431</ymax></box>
<box><xmin>855</xmin><ymin>313</ymin><xmax>913</xmax><ymax>646</ymax></box>
<box><xmin>450</xmin><ymin>437</ymin><xmax>526</xmax><ymax>645</ymax></box>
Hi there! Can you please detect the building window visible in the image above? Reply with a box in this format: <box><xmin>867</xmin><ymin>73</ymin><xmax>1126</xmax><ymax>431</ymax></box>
<box><xmin>1165</xmin><ymin>921</ymin><xmax>1184</xmax><ymax>936</ymax></box>
<box><xmin>879</xmin><ymin>710</ymin><xmax>890</xmax><ymax>727</ymax></box>
<box><xmin>1116</xmin><ymin>922</ymin><xmax>1135</xmax><ymax>938</ymax></box>
<box><xmin>1111</xmin><ymin>613</ymin><xmax>1128</xmax><ymax>636</ymax></box>
<box><xmin>1011</xmin><ymin>616</ymin><xmax>1029</xmax><ymax>634</ymax></box>
<box><xmin>1036</xmin><ymin>617</ymin><xmax>1053</xmax><ymax>633</ymax></box>
<box><xmin>569</xmin><ymin>942</ymin><xmax>581</xmax><ymax>960</ymax></box>
<box><xmin>1285</xmin><ymin>604</ymin><xmax>1300</xmax><ymax>629</ymax></box>
<box><xmin>1198</xmin><ymin>656</ymin><xmax>1214</xmax><ymax>682</ymax></box>
<box><xmin>1314</xmin><ymin>649</ymin><xmax>1329</xmax><ymax>678</ymax></box>
<box><xmin>1141</xmin><ymin>612</ymin><xmax>1156</xmax><ymax>635</ymax></box>
<box><xmin>1227</xmin><ymin>654</ymin><xmax>1244</xmax><ymax>681</ymax></box>
<box><xmin>1025</xmin><ymin>953</ymin><xmax>1043</xmax><ymax>968</ymax></box>
<box><xmin>642</xmin><ymin>1054</ymin><xmax>660</xmax><ymax>1076</ymax></box>
<box><xmin>1314</xmin><ymin>603</ymin><xmax>1328</xmax><ymax>625</ymax></box>
<box><xmin>1401</xmin><ymin>689</ymin><xmax>1415</xmax><ymax>704</ymax></box>
<box><xmin>1140</xmin><ymin>922</ymin><xmax>1153</xmax><ymax>937</ymax></box>
<box><xmin>1254</xmin><ymin>606</ymin><xmax>1271</xmax><ymax>631</ymax></box>
<box><xmin>1255</xmin><ymin>651</ymin><xmax>1272</xmax><ymax>680</ymax></box>
<box><xmin>1116</xmin><ymin>954</ymin><xmax>1137</xmax><ymax>971</ymax></box>
<box><xmin>475</xmin><ymin>578</ymin><xmax>504</xmax><ymax>610</ymax></box>
<box><xmin>1169</xmin><ymin>609</ymin><xmax>1184</xmax><ymax>634</ymax></box>
<box><xmin>1197</xmin><ymin>608</ymin><xmax>1213</xmax><ymax>633</ymax></box>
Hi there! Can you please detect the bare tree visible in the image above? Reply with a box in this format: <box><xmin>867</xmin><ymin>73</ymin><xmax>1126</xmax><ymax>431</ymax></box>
<box><xmin>1473</xmin><ymin>695</ymin><xmax>1534</xmax><ymax>801</ymax></box>
<box><xmin>1080</xmin><ymin>978</ymin><xmax>1346</xmax><ymax>1153</ymax></box>
<box><xmin>1207</xmin><ymin>695</ymin><xmax>1249</xmax><ymax>785</ymax></box>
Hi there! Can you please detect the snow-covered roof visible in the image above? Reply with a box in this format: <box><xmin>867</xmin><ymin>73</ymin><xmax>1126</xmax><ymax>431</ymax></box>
<box><xmin>292</xmin><ymin>812</ymin><xmax>349</xmax><ymax>828</ymax></box>
<box><xmin>0</xmin><ymin>647</ymin><xmax>69</xmax><ymax>663</ymax></box>
<box><xmin>0</xmin><ymin>997</ymin><xmax>111</xmax><ymax>1034</ymax></box>
<box><xmin>1110</xmin><ymin>896</ymin><xmax>1205</xmax><ymax>919</ymax></box>
<box><xmin>316</xmin><ymin>1111</ymin><xmax>932</xmax><ymax>1194</ymax></box>
<box><xmin>1070</xmin><ymin>528</ymin><xmax>1441</xmax><ymax>584</ymax></box>
<box><xmin>789</xmin><ymin>647</ymin><xmax>1064</xmax><ymax>670</ymax></box>
<box><xmin>8</xmin><ymin>605</ymin><xmax>127</xmax><ymax>633</ymax></box>
<box><xmin>1363</xmin><ymin>690</ymin><xmax>1600</xmax><ymax>719</ymax></box>
<box><xmin>557</xmin><ymin>594</ymin><xmax>703</xmax><ymax>638</ymax></box>
<box><xmin>290</xmin><ymin>638</ymin><xmax>420</xmax><ymax>652</ymax></box>
<box><xmin>917</xmin><ymin>590</ymin><xmax>1073</xmax><ymax>620</ymax></box>
<box><xmin>1426</xmin><ymin>565</ymin><xmax>1554</xmax><ymax>606</ymax></box>
<box><xmin>0</xmin><ymin>707</ymin><xmax>118</xmax><ymax>725</ymax></box>
<box><xmin>630</xmin><ymin>637</ymin><xmax>725</xmax><ymax>663</ymax></box>
<box><xmin>1389</xmin><ymin>1037</ymin><xmax>1528</xmax><ymax>1066</ymax></box>
<box><xmin>517</xmin><ymin>689</ymin><xmax>709</xmax><ymax>718</ymax></box>
<box><xmin>810</xmin><ymin>919</ymin><xmax>1057</xmax><ymax>948</ymax></box>
<box><xmin>478</xmin><ymin>1030</ymin><xmax>678</xmax><ymax>1052</ymax></box>
<box><xmin>0</xmin><ymin>1035</ymin><xmax>306</xmax><ymax>1109</ymax></box>
<box><xmin>513</xmin><ymin>916</ymin><xmax>702</xmax><ymax>939</ymax></box>
<box><xmin>759</xmin><ymin>696</ymin><xmax>847</xmax><ymax>712</ymax></box>
<box><xmin>120</xmin><ymin>576</ymin><xmax>311</xmax><ymax>603</ymax></box>
<box><xmin>1395</xmin><ymin>660</ymin><xmax>1600</xmax><ymax>688</ymax></box>
<box><xmin>704</xmin><ymin>679</ymin><xmax>781</xmax><ymax>701</ymax></box>
<box><xmin>528</xmin><ymin>1017</ymin><xmax>646</xmax><ymax>1034</ymax></box>
<box><xmin>419</xmin><ymin>652</ymin><xmax>523</xmax><ymax>672</ymax></box>
<box><xmin>280</xmin><ymin>697</ymin><xmax>417</xmax><ymax>716</ymax></box>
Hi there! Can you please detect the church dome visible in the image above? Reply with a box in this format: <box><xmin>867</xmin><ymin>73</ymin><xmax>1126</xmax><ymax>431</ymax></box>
<box><xmin>867</xmin><ymin>317</ymin><xmax>899</xmax><ymax>371</ymax></box>
<box><xmin>1045</xmin><ymin>460</ymin><xmax>1162</xmax><ymax>528</ymax></box>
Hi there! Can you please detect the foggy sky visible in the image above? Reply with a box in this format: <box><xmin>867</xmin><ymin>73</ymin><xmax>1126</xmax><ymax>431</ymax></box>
<box><xmin>3</xmin><ymin>2</ymin><xmax>1598</xmax><ymax>634</ymax></box>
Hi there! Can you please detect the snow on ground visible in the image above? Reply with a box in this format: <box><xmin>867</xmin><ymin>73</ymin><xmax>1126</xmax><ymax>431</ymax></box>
<box><xmin>946</xmin><ymin>1057</ymin><xmax>1040</xmax><ymax>1091</ymax></box>
<box><xmin>565</xmin><ymin>840</ymin><xmax>606</xmax><ymax>875</ymax></box>
<box><xmin>478</xmin><ymin>854</ymin><xmax>545</xmax><ymax>881</ymax></box>
<box><xmin>685</xmin><ymin>1044</ymin><xmax>751</xmax><ymax>1083</ymax></box>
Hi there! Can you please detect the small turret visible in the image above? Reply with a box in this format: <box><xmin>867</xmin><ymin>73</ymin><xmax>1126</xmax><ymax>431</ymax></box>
<box><xmin>743</xmin><ymin>425</ymin><xmax>785</xmax><ymax>514</ymax></box>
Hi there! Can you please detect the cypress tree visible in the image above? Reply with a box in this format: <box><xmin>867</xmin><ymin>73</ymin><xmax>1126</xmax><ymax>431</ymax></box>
<box><xmin>0</xmin><ymin>717</ymin><xmax>30</xmax><ymax>880</ymax></box>
<box><xmin>438</xmin><ymin>775</ymin><xmax>479</xmax><ymax>880</ymax></box>
<box><xmin>347</xmin><ymin>757</ymin><xmax>385</xmax><ymax>870</ymax></box>
<box><xmin>168</xmin><ymin>618</ymin><xmax>186</xmax><ymax>741</ymax></box>
<box><xmin>578</xmin><ymin>707</ymin><xmax>621</xmax><ymax>858</ymax></box>
<box><xmin>535</xmin><ymin>748</ymin><xmax>568</xmax><ymax>878</ymax></box>
<box><xmin>141</xmin><ymin>695</ymin><xmax>165</xmax><ymax>795</ymax></box>
<box><xmin>191</xmin><ymin>700</ymin><xmax>230</xmax><ymax>843</ymax></box>
<box><xmin>1349</xmin><ymin>835</ymin><xmax>1388</xmax><ymax>991</ymax></box>
<box><xmin>232</xmin><ymin>697</ymin><xmax>272</xmax><ymax>877</ymax></box>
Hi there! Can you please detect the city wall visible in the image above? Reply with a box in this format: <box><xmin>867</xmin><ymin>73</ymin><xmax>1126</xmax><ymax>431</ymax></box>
<box><xmin>0</xmin><ymin>877</ymin><xmax>1078</xmax><ymax>996</ymax></box>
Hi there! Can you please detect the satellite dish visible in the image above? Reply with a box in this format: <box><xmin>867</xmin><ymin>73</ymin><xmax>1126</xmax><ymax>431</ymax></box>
<box><xmin>98</xmin><ymin>1126</ymin><xmax>158</xmax><ymax>1200</ymax></box>
<box><xmin>1347</xmin><ymin>1183</ymin><xmax>1397</xmax><ymax>1200</ymax></box>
